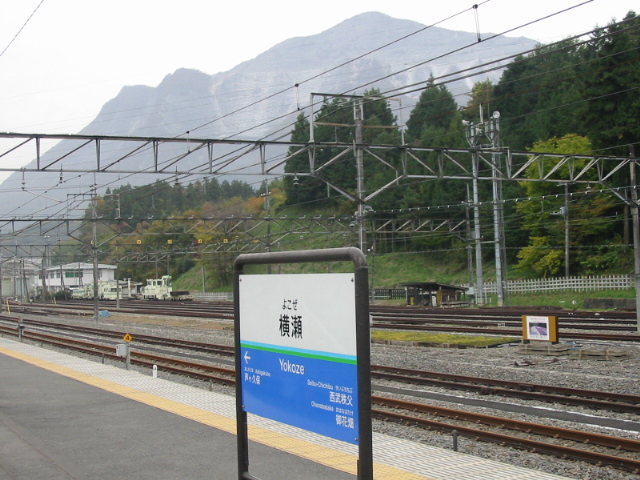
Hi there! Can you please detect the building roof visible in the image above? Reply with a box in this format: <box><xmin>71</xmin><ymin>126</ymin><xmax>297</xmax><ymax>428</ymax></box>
<box><xmin>45</xmin><ymin>263</ymin><xmax>116</xmax><ymax>272</ymax></box>
<box><xmin>400</xmin><ymin>282</ymin><xmax>467</xmax><ymax>292</ymax></box>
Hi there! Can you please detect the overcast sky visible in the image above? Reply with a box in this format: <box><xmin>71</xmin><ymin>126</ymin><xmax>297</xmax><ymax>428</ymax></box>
<box><xmin>0</xmin><ymin>0</ymin><xmax>636</xmax><ymax>136</ymax></box>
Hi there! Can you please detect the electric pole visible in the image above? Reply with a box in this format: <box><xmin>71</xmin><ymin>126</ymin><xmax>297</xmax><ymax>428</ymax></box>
<box><xmin>464</xmin><ymin>111</ymin><xmax>506</xmax><ymax>306</ymax></box>
<box><xmin>355</xmin><ymin>99</ymin><xmax>366</xmax><ymax>253</ymax></box>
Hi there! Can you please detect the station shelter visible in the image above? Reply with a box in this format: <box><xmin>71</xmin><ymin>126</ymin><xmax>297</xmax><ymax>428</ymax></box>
<box><xmin>400</xmin><ymin>282</ymin><xmax>468</xmax><ymax>307</ymax></box>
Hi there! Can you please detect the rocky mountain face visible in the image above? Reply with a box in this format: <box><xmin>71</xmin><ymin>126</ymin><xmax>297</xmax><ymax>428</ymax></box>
<box><xmin>1</xmin><ymin>11</ymin><xmax>535</xmax><ymax>217</ymax></box>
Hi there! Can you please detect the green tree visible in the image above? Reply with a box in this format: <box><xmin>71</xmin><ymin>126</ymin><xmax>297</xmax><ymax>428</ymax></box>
<box><xmin>400</xmin><ymin>78</ymin><xmax>470</xmax><ymax>255</ymax></box>
<box><xmin>461</xmin><ymin>79</ymin><xmax>495</xmax><ymax>122</ymax></box>
<box><xmin>514</xmin><ymin>135</ymin><xmax>619</xmax><ymax>276</ymax></box>
<box><xmin>283</xmin><ymin>90</ymin><xmax>402</xmax><ymax>209</ymax></box>
<box><xmin>493</xmin><ymin>39</ymin><xmax>587</xmax><ymax>149</ymax></box>
<box><xmin>283</xmin><ymin>112</ymin><xmax>320</xmax><ymax>206</ymax></box>
<box><xmin>406</xmin><ymin>76</ymin><xmax>460</xmax><ymax>145</ymax></box>
<box><xmin>579</xmin><ymin>11</ymin><xmax>640</xmax><ymax>154</ymax></box>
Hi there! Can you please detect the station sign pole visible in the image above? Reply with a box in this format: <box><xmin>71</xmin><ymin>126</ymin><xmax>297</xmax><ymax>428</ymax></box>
<box><xmin>233</xmin><ymin>247</ymin><xmax>372</xmax><ymax>480</ymax></box>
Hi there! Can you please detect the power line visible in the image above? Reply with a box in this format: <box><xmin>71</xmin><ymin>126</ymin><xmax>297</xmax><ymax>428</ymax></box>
<box><xmin>184</xmin><ymin>2</ymin><xmax>492</xmax><ymax>138</ymax></box>
<box><xmin>0</xmin><ymin>0</ymin><xmax>45</xmax><ymax>58</ymax></box>
<box><xmin>3</xmin><ymin>4</ymin><xmax>632</xmax><ymax>228</ymax></box>
<box><xmin>219</xmin><ymin>3</ymin><xmax>614</xmax><ymax>149</ymax></box>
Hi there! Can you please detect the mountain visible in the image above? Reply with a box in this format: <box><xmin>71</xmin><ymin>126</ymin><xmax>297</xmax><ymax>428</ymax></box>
<box><xmin>0</xmin><ymin>12</ymin><xmax>535</xmax><ymax>218</ymax></box>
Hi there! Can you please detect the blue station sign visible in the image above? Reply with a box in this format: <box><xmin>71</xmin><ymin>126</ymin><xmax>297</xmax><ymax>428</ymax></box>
<box><xmin>239</xmin><ymin>273</ymin><xmax>359</xmax><ymax>444</ymax></box>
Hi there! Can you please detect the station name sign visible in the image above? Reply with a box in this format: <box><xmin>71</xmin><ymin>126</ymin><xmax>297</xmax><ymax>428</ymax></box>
<box><xmin>239</xmin><ymin>273</ymin><xmax>359</xmax><ymax>444</ymax></box>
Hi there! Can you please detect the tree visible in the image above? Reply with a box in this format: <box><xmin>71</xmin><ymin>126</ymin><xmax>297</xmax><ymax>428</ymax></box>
<box><xmin>493</xmin><ymin>39</ymin><xmax>587</xmax><ymax>149</ymax></box>
<box><xmin>283</xmin><ymin>90</ymin><xmax>402</xmax><ymax>209</ymax></box>
<box><xmin>283</xmin><ymin>112</ymin><xmax>318</xmax><ymax>206</ymax></box>
<box><xmin>404</xmin><ymin>78</ymin><xmax>468</xmax><ymax>253</ymax></box>
<box><xmin>406</xmin><ymin>76</ymin><xmax>460</xmax><ymax>145</ymax></box>
<box><xmin>514</xmin><ymin>135</ymin><xmax>619</xmax><ymax>276</ymax></box>
<box><xmin>462</xmin><ymin>79</ymin><xmax>495</xmax><ymax>122</ymax></box>
<box><xmin>579</xmin><ymin>11</ymin><xmax>640</xmax><ymax>154</ymax></box>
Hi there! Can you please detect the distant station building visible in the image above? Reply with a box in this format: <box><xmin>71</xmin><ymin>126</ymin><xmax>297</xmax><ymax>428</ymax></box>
<box><xmin>400</xmin><ymin>282</ymin><xmax>468</xmax><ymax>307</ymax></box>
<box><xmin>0</xmin><ymin>258</ymin><xmax>41</xmax><ymax>300</ymax></box>
<box><xmin>43</xmin><ymin>263</ymin><xmax>116</xmax><ymax>294</ymax></box>
<box><xmin>0</xmin><ymin>261</ymin><xmax>118</xmax><ymax>301</ymax></box>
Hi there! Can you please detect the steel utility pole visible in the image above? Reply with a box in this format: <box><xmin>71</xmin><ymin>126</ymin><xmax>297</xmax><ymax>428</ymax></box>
<box><xmin>0</xmin><ymin>256</ymin><xmax>3</xmax><ymax>310</ymax></box>
<box><xmin>91</xmin><ymin>187</ymin><xmax>100</xmax><ymax>322</ymax></box>
<box><xmin>487</xmin><ymin>111</ymin><xmax>505</xmax><ymax>306</ymax></box>
<box><xmin>464</xmin><ymin>120</ymin><xmax>484</xmax><ymax>305</ymax></box>
<box><xmin>261</xmin><ymin>182</ymin><xmax>272</xmax><ymax>274</ymax></box>
<box><xmin>564</xmin><ymin>183</ymin><xmax>570</xmax><ymax>278</ymax></box>
<box><xmin>629</xmin><ymin>147</ymin><xmax>640</xmax><ymax>333</ymax></box>
<box><xmin>471</xmin><ymin>151</ymin><xmax>484</xmax><ymax>305</ymax></box>
<box><xmin>355</xmin><ymin>99</ymin><xmax>366</xmax><ymax>253</ymax></box>
<box><xmin>464</xmin><ymin>111</ymin><xmax>507</xmax><ymax>306</ymax></box>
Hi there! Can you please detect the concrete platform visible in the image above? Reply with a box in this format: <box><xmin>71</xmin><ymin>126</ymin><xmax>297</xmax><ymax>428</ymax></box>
<box><xmin>0</xmin><ymin>337</ymin><xmax>572</xmax><ymax>479</ymax></box>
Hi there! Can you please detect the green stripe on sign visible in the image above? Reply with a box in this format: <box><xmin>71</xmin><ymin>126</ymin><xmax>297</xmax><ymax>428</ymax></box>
<box><xmin>241</xmin><ymin>343</ymin><xmax>357</xmax><ymax>365</ymax></box>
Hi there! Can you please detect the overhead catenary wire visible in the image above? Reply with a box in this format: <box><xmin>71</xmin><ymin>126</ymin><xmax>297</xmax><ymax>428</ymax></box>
<box><xmin>0</xmin><ymin>0</ymin><xmax>45</xmax><ymax>59</ymax></box>
<box><xmin>184</xmin><ymin>1</ymin><xmax>493</xmax><ymax>138</ymax></box>
<box><xmin>8</xmin><ymin>1</ymin><xmax>603</xmax><ymax>178</ymax></box>
<box><xmin>1</xmin><ymin>2</ymin><xmax>632</xmax><ymax>229</ymax></box>
<box><xmin>207</xmin><ymin>2</ymin><xmax>619</xmax><ymax>150</ymax></box>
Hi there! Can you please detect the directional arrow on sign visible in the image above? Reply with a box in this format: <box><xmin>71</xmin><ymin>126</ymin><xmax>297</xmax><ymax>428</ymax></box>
<box><xmin>244</xmin><ymin>351</ymin><xmax>251</xmax><ymax>364</ymax></box>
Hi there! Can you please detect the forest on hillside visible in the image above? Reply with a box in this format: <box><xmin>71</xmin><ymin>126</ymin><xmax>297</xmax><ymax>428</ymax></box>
<box><xmin>60</xmin><ymin>12</ymin><xmax>639</xmax><ymax>288</ymax></box>
<box><xmin>282</xmin><ymin>11</ymin><xmax>639</xmax><ymax>278</ymax></box>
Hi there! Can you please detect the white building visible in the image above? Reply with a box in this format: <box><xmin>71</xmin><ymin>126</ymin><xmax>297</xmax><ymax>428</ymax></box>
<box><xmin>43</xmin><ymin>263</ymin><xmax>117</xmax><ymax>293</ymax></box>
<box><xmin>0</xmin><ymin>258</ymin><xmax>41</xmax><ymax>299</ymax></box>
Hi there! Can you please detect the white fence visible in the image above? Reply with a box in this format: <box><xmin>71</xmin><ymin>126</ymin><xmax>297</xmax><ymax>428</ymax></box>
<box><xmin>191</xmin><ymin>292</ymin><xmax>233</xmax><ymax>301</ymax></box>
<box><xmin>480</xmin><ymin>274</ymin><xmax>634</xmax><ymax>295</ymax></box>
<box><xmin>192</xmin><ymin>275</ymin><xmax>634</xmax><ymax>302</ymax></box>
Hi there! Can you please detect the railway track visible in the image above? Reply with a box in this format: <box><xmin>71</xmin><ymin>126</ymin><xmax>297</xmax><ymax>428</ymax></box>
<box><xmin>1</xmin><ymin>316</ymin><xmax>235</xmax><ymax>354</ymax></box>
<box><xmin>371</xmin><ymin>364</ymin><xmax>640</xmax><ymax>414</ymax></box>
<box><xmin>11</xmin><ymin>299</ymin><xmax>636</xmax><ymax>325</ymax></box>
<box><xmin>2</xmin><ymin>316</ymin><xmax>636</xmax><ymax>414</ymax></box>
<box><xmin>2</xmin><ymin>323</ymin><xmax>639</xmax><ymax>474</ymax></box>
<box><xmin>6</xmin><ymin>300</ymin><xmax>640</xmax><ymax>342</ymax></box>
<box><xmin>372</xmin><ymin>398</ymin><xmax>640</xmax><ymax>474</ymax></box>
<box><xmin>7</xmin><ymin>301</ymin><xmax>234</xmax><ymax>321</ymax></box>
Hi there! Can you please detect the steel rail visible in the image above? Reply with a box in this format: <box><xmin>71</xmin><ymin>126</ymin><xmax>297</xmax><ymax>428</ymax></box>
<box><xmin>372</xmin><ymin>364</ymin><xmax>640</xmax><ymax>405</ymax></box>
<box><xmin>1</xmin><ymin>317</ymin><xmax>235</xmax><ymax>356</ymax></box>
<box><xmin>3</xmin><ymin>317</ymin><xmax>635</xmax><ymax>411</ymax></box>
<box><xmin>373</xmin><ymin>408</ymin><xmax>640</xmax><ymax>473</ymax></box>
<box><xmin>372</xmin><ymin>399</ymin><xmax>640</xmax><ymax>454</ymax></box>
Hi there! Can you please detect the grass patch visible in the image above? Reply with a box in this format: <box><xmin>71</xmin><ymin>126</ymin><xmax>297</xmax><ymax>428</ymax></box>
<box><xmin>371</xmin><ymin>330</ymin><xmax>518</xmax><ymax>347</ymax></box>
<box><xmin>500</xmin><ymin>289</ymin><xmax>635</xmax><ymax>309</ymax></box>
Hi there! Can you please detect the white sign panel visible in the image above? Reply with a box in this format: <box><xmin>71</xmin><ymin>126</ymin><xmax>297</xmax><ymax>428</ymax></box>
<box><xmin>239</xmin><ymin>273</ymin><xmax>357</xmax><ymax>356</ymax></box>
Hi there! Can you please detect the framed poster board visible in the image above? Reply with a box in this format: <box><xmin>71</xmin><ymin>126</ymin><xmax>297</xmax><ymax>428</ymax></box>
<box><xmin>522</xmin><ymin>315</ymin><xmax>559</xmax><ymax>342</ymax></box>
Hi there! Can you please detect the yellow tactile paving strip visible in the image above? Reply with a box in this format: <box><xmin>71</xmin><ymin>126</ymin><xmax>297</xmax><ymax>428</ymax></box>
<box><xmin>0</xmin><ymin>345</ymin><xmax>430</xmax><ymax>480</ymax></box>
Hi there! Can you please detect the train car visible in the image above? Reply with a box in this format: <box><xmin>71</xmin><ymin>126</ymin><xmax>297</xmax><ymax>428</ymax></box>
<box><xmin>169</xmin><ymin>290</ymin><xmax>194</xmax><ymax>301</ymax></box>
<box><xmin>141</xmin><ymin>276</ymin><xmax>193</xmax><ymax>301</ymax></box>
<box><xmin>100</xmin><ymin>283</ymin><xmax>125</xmax><ymax>300</ymax></box>
<box><xmin>70</xmin><ymin>286</ymin><xmax>90</xmax><ymax>299</ymax></box>
<box><xmin>71</xmin><ymin>281</ymin><xmax>138</xmax><ymax>300</ymax></box>
<box><xmin>141</xmin><ymin>275</ymin><xmax>173</xmax><ymax>300</ymax></box>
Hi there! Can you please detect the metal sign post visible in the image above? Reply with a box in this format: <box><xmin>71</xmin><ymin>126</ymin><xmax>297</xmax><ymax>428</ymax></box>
<box><xmin>122</xmin><ymin>333</ymin><xmax>133</xmax><ymax>370</ymax></box>
<box><xmin>233</xmin><ymin>247</ymin><xmax>372</xmax><ymax>480</ymax></box>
